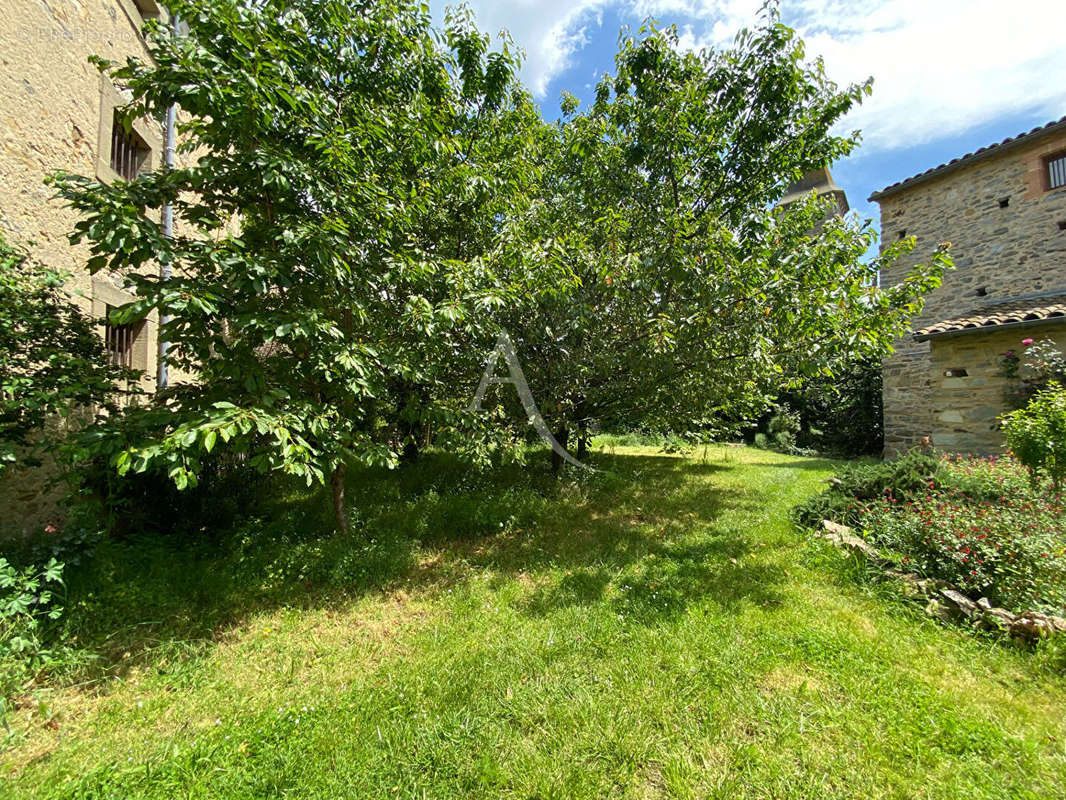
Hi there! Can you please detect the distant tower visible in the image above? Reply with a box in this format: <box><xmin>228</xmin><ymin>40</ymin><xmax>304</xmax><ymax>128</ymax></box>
<box><xmin>777</xmin><ymin>167</ymin><xmax>850</xmax><ymax>218</ymax></box>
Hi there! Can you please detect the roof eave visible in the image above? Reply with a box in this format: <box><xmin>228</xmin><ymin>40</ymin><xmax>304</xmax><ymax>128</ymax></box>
<box><xmin>913</xmin><ymin>315</ymin><xmax>1066</xmax><ymax>343</ymax></box>
<box><xmin>869</xmin><ymin>116</ymin><xmax>1066</xmax><ymax>203</ymax></box>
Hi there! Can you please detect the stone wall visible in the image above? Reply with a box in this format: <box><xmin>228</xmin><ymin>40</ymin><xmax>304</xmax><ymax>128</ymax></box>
<box><xmin>876</xmin><ymin>127</ymin><xmax>1066</xmax><ymax>456</ymax></box>
<box><xmin>0</xmin><ymin>0</ymin><xmax>175</xmax><ymax>535</ymax></box>
<box><xmin>928</xmin><ymin>324</ymin><xmax>1066</xmax><ymax>455</ymax></box>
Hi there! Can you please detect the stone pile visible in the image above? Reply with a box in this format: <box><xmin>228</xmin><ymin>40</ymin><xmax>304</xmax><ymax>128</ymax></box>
<box><xmin>819</xmin><ymin>520</ymin><xmax>1066</xmax><ymax>642</ymax></box>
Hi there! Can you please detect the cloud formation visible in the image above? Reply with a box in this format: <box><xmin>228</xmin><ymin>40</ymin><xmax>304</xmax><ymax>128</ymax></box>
<box><xmin>438</xmin><ymin>0</ymin><xmax>1066</xmax><ymax>154</ymax></box>
<box><xmin>431</xmin><ymin>0</ymin><xmax>607</xmax><ymax>97</ymax></box>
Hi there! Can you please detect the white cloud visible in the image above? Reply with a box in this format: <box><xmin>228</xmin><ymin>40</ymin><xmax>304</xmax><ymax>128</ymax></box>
<box><xmin>802</xmin><ymin>0</ymin><xmax>1066</xmax><ymax>152</ymax></box>
<box><xmin>431</xmin><ymin>1</ymin><xmax>607</xmax><ymax>97</ymax></box>
<box><xmin>632</xmin><ymin>0</ymin><xmax>1066</xmax><ymax>153</ymax></box>
<box><xmin>437</xmin><ymin>1</ymin><xmax>1066</xmax><ymax>154</ymax></box>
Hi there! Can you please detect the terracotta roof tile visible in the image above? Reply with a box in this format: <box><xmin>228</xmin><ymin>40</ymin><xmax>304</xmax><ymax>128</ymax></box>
<box><xmin>869</xmin><ymin>115</ymin><xmax>1066</xmax><ymax>201</ymax></box>
<box><xmin>914</xmin><ymin>294</ymin><xmax>1066</xmax><ymax>341</ymax></box>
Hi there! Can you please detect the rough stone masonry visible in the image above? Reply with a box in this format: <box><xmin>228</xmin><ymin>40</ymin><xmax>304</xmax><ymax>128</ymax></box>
<box><xmin>872</xmin><ymin>118</ymin><xmax>1066</xmax><ymax>456</ymax></box>
<box><xmin>0</xmin><ymin>0</ymin><xmax>178</xmax><ymax>533</ymax></box>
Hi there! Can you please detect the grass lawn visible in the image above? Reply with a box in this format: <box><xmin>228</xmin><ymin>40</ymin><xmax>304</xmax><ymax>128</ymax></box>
<box><xmin>2</xmin><ymin>444</ymin><xmax>1065</xmax><ymax>798</ymax></box>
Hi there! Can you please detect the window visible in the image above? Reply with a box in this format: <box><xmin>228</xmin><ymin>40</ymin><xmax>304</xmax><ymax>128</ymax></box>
<box><xmin>96</xmin><ymin>77</ymin><xmax>160</xmax><ymax>184</ymax></box>
<box><xmin>104</xmin><ymin>306</ymin><xmax>140</xmax><ymax>369</ymax></box>
<box><xmin>998</xmin><ymin>197</ymin><xmax>1010</xmax><ymax>208</ymax></box>
<box><xmin>110</xmin><ymin>111</ymin><xmax>150</xmax><ymax>181</ymax></box>
<box><xmin>1050</xmin><ymin>153</ymin><xmax>1066</xmax><ymax>190</ymax></box>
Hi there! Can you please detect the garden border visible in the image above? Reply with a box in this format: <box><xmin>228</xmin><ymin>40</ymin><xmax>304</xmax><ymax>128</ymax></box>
<box><xmin>820</xmin><ymin>519</ymin><xmax>1066</xmax><ymax>641</ymax></box>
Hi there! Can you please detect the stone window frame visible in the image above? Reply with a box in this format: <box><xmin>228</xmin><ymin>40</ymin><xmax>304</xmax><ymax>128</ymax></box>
<box><xmin>116</xmin><ymin>0</ymin><xmax>164</xmax><ymax>28</ymax></box>
<box><xmin>95</xmin><ymin>76</ymin><xmax>163</xmax><ymax>186</ymax></box>
<box><xmin>91</xmin><ymin>277</ymin><xmax>155</xmax><ymax>375</ymax></box>
<box><xmin>1045</xmin><ymin>149</ymin><xmax>1066</xmax><ymax>192</ymax></box>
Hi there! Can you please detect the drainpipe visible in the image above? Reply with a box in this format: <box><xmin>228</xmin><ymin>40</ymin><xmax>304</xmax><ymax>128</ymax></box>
<box><xmin>157</xmin><ymin>9</ymin><xmax>179</xmax><ymax>391</ymax></box>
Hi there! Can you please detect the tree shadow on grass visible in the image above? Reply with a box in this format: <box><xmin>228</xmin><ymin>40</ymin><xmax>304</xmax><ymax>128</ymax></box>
<box><xmin>45</xmin><ymin>448</ymin><xmax>787</xmax><ymax>684</ymax></box>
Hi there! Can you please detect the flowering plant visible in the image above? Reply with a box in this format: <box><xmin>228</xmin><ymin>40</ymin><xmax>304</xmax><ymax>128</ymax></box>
<box><xmin>858</xmin><ymin>455</ymin><xmax>1066</xmax><ymax>613</ymax></box>
<box><xmin>1000</xmin><ymin>338</ymin><xmax>1066</xmax><ymax>409</ymax></box>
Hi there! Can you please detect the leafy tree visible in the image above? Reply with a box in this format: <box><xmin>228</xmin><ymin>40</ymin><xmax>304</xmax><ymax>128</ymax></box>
<box><xmin>0</xmin><ymin>232</ymin><xmax>128</xmax><ymax>475</ymax></box>
<box><xmin>361</xmin><ymin>7</ymin><xmax>560</xmax><ymax>465</ymax></box>
<box><xmin>54</xmin><ymin>0</ymin><xmax>547</xmax><ymax>531</ymax></box>
<box><xmin>486</xmin><ymin>11</ymin><xmax>948</xmax><ymax>456</ymax></box>
<box><xmin>777</xmin><ymin>356</ymin><xmax>884</xmax><ymax>456</ymax></box>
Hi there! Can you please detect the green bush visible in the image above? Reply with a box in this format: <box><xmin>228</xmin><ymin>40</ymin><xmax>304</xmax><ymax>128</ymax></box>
<box><xmin>774</xmin><ymin>430</ymin><xmax>797</xmax><ymax>453</ymax></box>
<box><xmin>935</xmin><ymin>452</ymin><xmax>1033</xmax><ymax>502</ymax></box>
<box><xmin>752</xmin><ymin>405</ymin><xmax>806</xmax><ymax>454</ymax></box>
<box><xmin>0</xmin><ymin>557</ymin><xmax>65</xmax><ymax>705</ymax></box>
<box><xmin>795</xmin><ymin>452</ymin><xmax>1066</xmax><ymax>614</ymax></box>
<box><xmin>767</xmin><ymin>405</ymin><xmax>801</xmax><ymax>438</ymax></box>
<box><xmin>1002</xmin><ymin>383</ymin><xmax>1066</xmax><ymax>490</ymax></box>
<box><xmin>781</xmin><ymin>357</ymin><xmax>884</xmax><ymax>457</ymax></box>
<box><xmin>999</xmin><ymin>338</ymin><xmax>1066</xmax><ymax>410</ymax></box>
<box><xmin>860</xmin><ymin>465</ymin><xmax>1066</xmax><ymax>613</ymax></box>
<box><xmin>70</xmin><ymin>440</ymin><xmax>270</xmax><ymax>540</ymax></box>
<box><xmin>0</xmin><ymin>231</ymin><xmax>128</xmax><ymax>475</ymax></box>
<box><xmin>791</xmin><ymin>450</ymin><xmax>941</xmax><ymax>528</ymax></box>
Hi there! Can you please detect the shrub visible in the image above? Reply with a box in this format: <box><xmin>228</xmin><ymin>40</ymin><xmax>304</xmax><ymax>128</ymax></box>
<box><xmin>0</xmin><ymin>231</ymin><xmax>128</xmax><ymax>475</ymax></box>
<box><xmin>1000</xmin><ymin>338</ymin><xmax>1066</xmax><ymax>409</ymax></box>
<box><xmin>781</xmin><ymin>357</ymin><xmax>884</xmax><ymax>457</ymax></box>
<box><xmin>767</xmin><ymin>405</ymin><xmax>801</xmax><ymax>438</ymax></box>
<box><xmin>753</xmin><ymin>404</ymin><xmax>806</xmax><ymax>454</ymax></box>
<box><xmin>791</xmin><ymin>450</ymin><xmax>941</xmax><ymax>528</ymax></box>
<box><xmin>74</xmin><ymin>448</ymin><xmax>269</xmax><ymax>540</ymax></box>
<box><xmin>795</xmin><ymin>452</ymin><xmax>1066</xmax><ymax>614</ymax></box>
<box><xmin>935</xmin><ymin>453</ymin><xmax>1033</xmax><ymax>502</ymax></box>
<box><xmin>0</xmin><ymin>557</ymin><xmax>65</xmax><ymax>704</ymax></box>
<box><xmin>1001</xmin><ymin>383</ymin><xmax>1066</xmax><ymax>490</ymax></box>
<box><xmin>860</xmin><ymin>479</ymin><xmax>1066</xmax><ymax>613</ymax></box>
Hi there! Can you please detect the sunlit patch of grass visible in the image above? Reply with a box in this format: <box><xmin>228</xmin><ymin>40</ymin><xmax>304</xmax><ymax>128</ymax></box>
<box><xmin>2</xmin><ymin>446</ymin><xmax>1066</xmax><ymax>798</ymax></box>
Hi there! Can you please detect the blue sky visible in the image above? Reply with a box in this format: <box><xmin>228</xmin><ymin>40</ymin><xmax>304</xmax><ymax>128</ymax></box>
<box><xmin>432</xmin><ymin>0</ymin><xmax>1066</xmax><ymax>235</ymax></box>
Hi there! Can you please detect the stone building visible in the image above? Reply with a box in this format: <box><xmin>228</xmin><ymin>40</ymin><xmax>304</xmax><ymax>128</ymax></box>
<box><xmin>0</xmin><ymin>0</ymin><xmax>176</xmax><ymax>530</ymax></box>
<box><xmin>872</xmin><ymin>115</ymin><xmax>1066</xmax><ymax>456</ymax></box>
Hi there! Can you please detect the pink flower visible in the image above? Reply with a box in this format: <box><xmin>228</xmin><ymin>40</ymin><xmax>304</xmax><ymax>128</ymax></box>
<box><xmin>1022</xmin><ymin>338</ymin><xmax>1034</xmax><ymax>346</ymax></box>
<box><xmin>44</xmin><ymin>524</ymin><xmax>57</xmax><ymax>533</ymax></box>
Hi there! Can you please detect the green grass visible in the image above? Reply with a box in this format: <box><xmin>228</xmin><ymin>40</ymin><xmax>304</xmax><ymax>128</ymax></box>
<box><xmin>3</xmin><ymin>445</ymin><xmax>1066</xmax><ymax>799</ymax></box>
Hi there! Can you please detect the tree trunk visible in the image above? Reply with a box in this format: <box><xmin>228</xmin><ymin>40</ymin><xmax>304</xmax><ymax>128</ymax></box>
<box><xmin>399</xmin><ymin>384</ymin><xmax>428</xmax><ymax>464</ymax></box>
<box><xmin>551</xmin><ymin>425</ymin><xmax>569</xmax><ymax>474</ymax></box>
<box><xmin>331</xmin><ymin>463</ymin><xmax>348</xmax><ymax>534</ymax></box>
<box><xmin>401</xmin><ymin>436</ymin><xmax>420</xmax><ymax>464</ymax></box>
<box><xmin>577</xmin><ymin>423</ymin><xmax>589</xmax><ymax>461</ymax></box>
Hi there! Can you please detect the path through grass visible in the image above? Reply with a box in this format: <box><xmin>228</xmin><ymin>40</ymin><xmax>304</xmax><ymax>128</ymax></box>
<box><xmin>3</xmin><ymin>445</ymin><xmax>1065</xmax><ymax>798</ymax></box>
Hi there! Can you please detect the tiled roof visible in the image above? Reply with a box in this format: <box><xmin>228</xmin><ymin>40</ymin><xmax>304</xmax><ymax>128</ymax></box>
<box><xmin>869</xmin><ymin>115</ymin><xmax>1066</xmax><ymax>201</ymax></box>
<box><xmin>913</xmin><ymin>294</ymin><xmax>1066</xmax><ymax>341</ymax></box>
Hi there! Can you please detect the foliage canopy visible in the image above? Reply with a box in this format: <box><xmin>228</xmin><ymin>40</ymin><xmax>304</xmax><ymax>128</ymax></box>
<box><xmin>53</xmin><ymin>0</ymin><xmax>948</xmax><ymax>529</ymax></box>
<box><xmin>0</xmin><ymin>233</ymin><xmax>127</xmax><ymax>475</ymax></box>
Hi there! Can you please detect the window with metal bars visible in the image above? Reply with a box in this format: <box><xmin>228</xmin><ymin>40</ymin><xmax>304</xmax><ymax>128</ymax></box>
<box><xmin>104</xmin><ymin>306</ymin><xmax>137</xmax><ymax>369</ymax></box>
<box><xmin>1049</xmin><ymin>153</ymin><xmax>1066</xmax><ymax>190</ymax></box>
<box><xmin>109</xmin><ymin>111</ymin><xmax>150</xmax><ymax>181</ymax></box>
